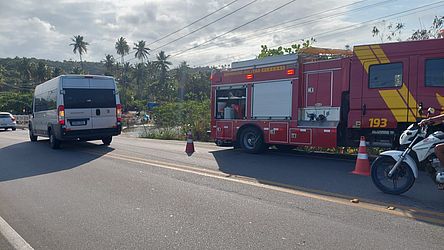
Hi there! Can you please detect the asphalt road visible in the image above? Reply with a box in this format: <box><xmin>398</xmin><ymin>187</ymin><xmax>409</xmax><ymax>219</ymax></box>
<box><xmin>0</xmin><ymin>130</ymin><xmax>443</xmax><ymax>249</ymax></box>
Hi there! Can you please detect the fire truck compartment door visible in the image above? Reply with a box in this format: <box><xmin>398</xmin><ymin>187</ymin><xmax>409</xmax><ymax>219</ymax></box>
<box><xmin>215</xmin><ymin>121</ymin><xmax>233</xmax><ymax>140</ymax></box>
<box><xmin>289</xmin><ymin>128</ymin><xmax>311</xmax><ymax>145</ymax></box>
<box><xmin>306</xmin><ymin>72</ymin><xmax>332</xmax><ymax>107</ymax></box>
<box><xmin>269</xmin><ymin>122</ymin><xmax>288</xmax><ymax>143</ymax></box>
<box><xmin>252</xmin><ymin>80</ymin><xmax>292</xmax><ymax>119</ymax></box>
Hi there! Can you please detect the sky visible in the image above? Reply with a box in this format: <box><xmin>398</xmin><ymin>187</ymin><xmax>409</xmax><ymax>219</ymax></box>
<box><xmin>0</xmin><ymin>0</ymin><xmax>442</xmax><ymax>68</ymax></box>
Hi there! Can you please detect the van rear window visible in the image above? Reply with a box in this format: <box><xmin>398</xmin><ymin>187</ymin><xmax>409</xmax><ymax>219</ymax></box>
<box><xmin>0</xmin><ymin>114</ymin><xmax>11</xmax><ymax>118</ymax></box>
<box><xmin>64</xmin><ymin>89</ymin><xmax>116</xmax><ymax>109</ymax></box>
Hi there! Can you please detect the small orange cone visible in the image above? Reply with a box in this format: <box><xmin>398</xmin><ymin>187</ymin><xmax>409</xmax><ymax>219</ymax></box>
<box><xmin>185</xmin><ymin>131</ymin><xmax>195</xmax><ymax>156</ymax></box>
<box><xmin>351</xmin><ymin>136</ymin><xmax>370</xmax><ymax>176</ymax></box>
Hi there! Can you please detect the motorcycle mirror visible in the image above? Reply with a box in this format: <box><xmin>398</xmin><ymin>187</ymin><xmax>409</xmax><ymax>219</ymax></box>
<box><xmin>428</xmin><ymin>107</ymin><xmax>435</xmax><ymax>115</ymax></box>
<box><xmin>418</xmin><ymin>103</ymin><xmax>423</xmax><ymax>116</ymax></box>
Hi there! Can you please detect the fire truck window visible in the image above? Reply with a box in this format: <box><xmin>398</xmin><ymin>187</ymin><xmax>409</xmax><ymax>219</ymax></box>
<box><xmin>215</xmin><ymin>88</ymin><xmax>246</xmax><ymax>119</ymax></box>
<box><xmin>368</xmin><ymin>63</ymin><xmax>403</xmax><ymax>89</ymax></box>
<box><xmin>425</xmin><ymin>58</ymin><xmax>444</xmax><ymax>87</ymax></box>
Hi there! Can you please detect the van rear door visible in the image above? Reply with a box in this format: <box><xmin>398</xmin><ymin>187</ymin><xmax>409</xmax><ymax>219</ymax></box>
<box><xmin>63</xmin><ymin>88</ymin><xmax>94</xmax><ymax>131</ymax></box>
<box><xmin>89</xmin><ymin>78</ymin><xmax>117</xmax><ymax>129</ymax></box>
<box><xmin>62</xmin><ymin>78</ymin><xmax>93</xmax><ymax>131</ymax></box>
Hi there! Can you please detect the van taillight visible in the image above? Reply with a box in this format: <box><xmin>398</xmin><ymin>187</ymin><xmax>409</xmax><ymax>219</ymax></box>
<box><xmin>58</xmin><ymin>105</ymin><xmax>65</xmax><ymax>125</ymax></box>
<box><xmin>116</xmin><ymin>104</ymin><xmax>122</xmax><ymax>122</ymax></box>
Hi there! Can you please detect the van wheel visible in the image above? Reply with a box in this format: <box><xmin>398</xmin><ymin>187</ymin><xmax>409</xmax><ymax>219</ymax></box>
<box><xmin>102</xmin><ymin>137</ymin><xmax>112</xmax><ymax>145</ymax></box>
<box><xmin>12</xmin><ymin>127</ymin><xmax>16</xmax><ymax>131</ymax></box>
<box><xmin>240</xmin><ymin>127</ymin><xmax>266</xmax><ymax>154</ymax></box>
<box><xmin>29</xmin><ymin>129</ymin><xmax>38</xmax><ymax>142</ymax></box>
<box><xmin>49</xmin><ymin>130</ymin><xmax>61</xmax><ymax>149</ymax></box>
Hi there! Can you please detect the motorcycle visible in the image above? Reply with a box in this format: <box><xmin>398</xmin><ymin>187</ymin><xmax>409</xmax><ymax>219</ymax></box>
<box><xmin>371</xmin><ymin>107</ymin><xmax>444</xmax><ymax>195</ymax></box>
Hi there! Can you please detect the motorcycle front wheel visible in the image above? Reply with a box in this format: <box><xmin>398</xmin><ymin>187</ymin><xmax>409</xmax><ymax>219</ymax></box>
<box><xmin>371</xmin><ymin>156</ymin><xmax>415</xmax><ymax>195</ymax></box>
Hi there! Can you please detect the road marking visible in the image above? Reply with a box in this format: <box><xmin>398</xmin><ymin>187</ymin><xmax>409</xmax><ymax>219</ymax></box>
<box><xmin>0</xmin><ymin>216</ymin><xmax>33</xmax><ymax>250</ymax></box>
<box><xmin>86</xmin><ymin>149</ymin><xmax>444</xmax><ymax>225</ymax></box>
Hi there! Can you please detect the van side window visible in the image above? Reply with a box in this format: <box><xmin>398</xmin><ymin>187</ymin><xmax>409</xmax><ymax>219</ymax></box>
<box><xmin>369</xmin><ymin>63</ymin><xmax>403</xmax><ymax>88</ymax></box>
<box><xmin>47</xmin><ymin>90</ymin><xmax>57</xmax><ymax>110</ymax></box>
<box><xmin>425</xmin><ymin>58</ymin><xmax>444</xmax><ymax>87</ymax></box>
<box><xmin>35</xmin><ymin>94</ymin><xmax>48</xmax><ymax>112</ymax></box>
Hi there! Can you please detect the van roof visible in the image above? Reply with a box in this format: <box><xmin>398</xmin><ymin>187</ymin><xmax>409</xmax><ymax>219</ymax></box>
<box><xmin>59</xmin><ymin>75</ymin><xmax>114</xmax><ymax>80</ymax></box>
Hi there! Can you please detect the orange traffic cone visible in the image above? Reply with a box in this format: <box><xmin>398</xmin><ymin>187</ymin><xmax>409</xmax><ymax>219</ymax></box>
<box><xmin>351</xmin><ymin>136</ymin><xmax>370</xmax><ymax>176</ymax></box>
<box><xmin>185</xmin><ymin>131</ymin><xmax>195</xmax><ymax>156</ymax></box>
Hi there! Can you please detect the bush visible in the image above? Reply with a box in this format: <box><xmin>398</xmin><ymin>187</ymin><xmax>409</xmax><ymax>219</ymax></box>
<box><xmin>147</xmin><ymin>99</ymin><xmax>211</xmax><ymax>141</ymax></box>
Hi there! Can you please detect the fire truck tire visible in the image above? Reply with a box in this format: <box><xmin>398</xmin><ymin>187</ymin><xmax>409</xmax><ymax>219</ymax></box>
<box><xmin>240</xmin><ymin>127</ymin><xmax>266</xmax><ymax>154</ymax></box>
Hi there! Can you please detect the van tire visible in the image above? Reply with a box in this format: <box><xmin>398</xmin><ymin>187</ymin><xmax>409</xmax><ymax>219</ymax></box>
<box><xmin>102</xmin><ymin>137</ymin><xmax>112</xmax><ymax>145</ymax></box>
<box><xmin>29</xmin><ymin>129</ymin><xmax>38</xmax><ymax>142</ymax></box>
<box><xmin>12</xmin><ymin>127</ymin><xmax>16</xmax><ymax>131</ymax></box>
<box><xmin>49</xmin><ymin>130</ymin><xmax>61</xmax><ymax>149</ymax></box>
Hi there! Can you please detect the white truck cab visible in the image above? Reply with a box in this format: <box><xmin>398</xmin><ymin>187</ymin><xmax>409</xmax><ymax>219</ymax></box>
<box><xmin>29</xmin><ymin>75</ymin><xmax>122</xmax><ymax>149</ymax></box>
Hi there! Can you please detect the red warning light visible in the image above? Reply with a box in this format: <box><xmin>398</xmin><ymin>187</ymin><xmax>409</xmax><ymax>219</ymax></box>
<box><xmin>246</xmin><ymin>74</ymin><xmax>254</xmax><ymax>80</ymax></box>
<box><xmin>287</xmin><ymin>69</ymin><xmax>295</xmax><ymax>75</ymax></box>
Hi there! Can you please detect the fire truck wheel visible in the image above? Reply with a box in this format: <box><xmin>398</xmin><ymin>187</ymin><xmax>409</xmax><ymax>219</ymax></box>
<box><xmin>240</xmin><ymin>127</ymin><xmax>265</xmax><ymax>154</ymax></box>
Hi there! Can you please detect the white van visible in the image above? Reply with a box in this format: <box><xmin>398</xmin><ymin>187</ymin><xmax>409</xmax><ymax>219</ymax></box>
<box><xmin>29</xmin><ymin>75</ymin><xmax>122</xmax><ymax>149</ymax></box>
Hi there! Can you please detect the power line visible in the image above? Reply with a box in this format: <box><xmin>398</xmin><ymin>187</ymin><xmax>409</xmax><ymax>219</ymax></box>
<box><xmin>195</xmin><ymin>1</ymin><xmax>444</xmax><ymax>66</ymax></box>
<box><xmin>150</xmin><ymin>0</ymin><xmax>260</xmax><ymax>52</ymax></box>
<box><xmin>171</xmin><ymin>0</ymin><xmax>299</xmax><ymax>58</ymax></box>
<box><xmin>176</xmin><ymin>0</ymin><xmax>395</xmax><ymax>58</ymax></box>
<box><xmin>147</xmin><ymin>0</ymin><xmax>241</xmax><ymax>46</ymax></box>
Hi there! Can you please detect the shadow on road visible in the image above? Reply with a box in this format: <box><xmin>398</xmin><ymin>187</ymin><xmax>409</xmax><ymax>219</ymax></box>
<box><xmin>0</xmin><ymin>140</ymin><xmax>113</xmax><ymax>182</ymax></box>
<box><xmin>212</xmin><ymin>148</ymin><xmax>444</xmax><ymax>225</ymax></box>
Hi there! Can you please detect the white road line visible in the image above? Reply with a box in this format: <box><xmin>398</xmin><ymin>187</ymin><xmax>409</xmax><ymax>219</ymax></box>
<box><xmin>0</xmin><ymin>216</ymin><xmax>33</xmax><ymax>250</ymax></box>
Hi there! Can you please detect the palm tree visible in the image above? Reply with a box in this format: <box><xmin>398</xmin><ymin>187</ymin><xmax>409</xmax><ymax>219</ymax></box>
<box><xmin>133</xmin><ymin>40</ymin><xmax>150</xmax><ymax>63</ymax></box>
<box><xmin>177</xmin><ymin>61</ymin><xmax>189</xmax><ymax>101</ymax></box>
<box><xmin>153</xmin><ymin>51</ymin><xmax>173</xmax><ymax>101</ymax></box>
<box><xmin>102</xmin><ymin>54</ymin><xmax>115</xmax><ymax>76</ymax></box>
<box><xmin>133</xmin><ymin>40</ymin><xmax>150</xmax><ymax>99</ymax></box>
<box><xmin>115</xmin><ymin>37</ymin><xmax>130</xmax><ymax>65</ymax></box>
<box><xmin>70</xmin><ymin>35</ymin><xmax>89</xmax><ymax>71</ymax></box>
<box><xmin>115</xmin><ymin>37</ymin><xmax>130</xmax><ymax>88</ymax></box>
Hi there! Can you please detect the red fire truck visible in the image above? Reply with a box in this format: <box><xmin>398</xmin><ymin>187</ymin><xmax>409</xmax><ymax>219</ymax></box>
<box><xmin>210</xmin><ymin>39</ymin><xmax>444</xmax><ymax>153</ymax></box>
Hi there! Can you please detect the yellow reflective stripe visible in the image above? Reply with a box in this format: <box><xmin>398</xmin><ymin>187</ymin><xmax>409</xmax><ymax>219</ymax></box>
<box><xmin>398</xmin><ymin>84</ymin><xmax>418</xmax><ymax>121</ymax></box>
<box><xmin>436</xmin><ymin>93</ymin><xmax>444</xmax><ymax>107</ymax></box>
<box><xmin>354</xmin><ymin>46</ymin><xmax>380</xmax><ymax>73</ymax></box>
<box><xmin>370</xmin><ymin>45</ymin><xmax>390</xmax><ymax>64</ymax></box>
<box><xmin>379</xmin><ymin>90</ymin><xmax>410</xmax><ymax>122</ymax></box>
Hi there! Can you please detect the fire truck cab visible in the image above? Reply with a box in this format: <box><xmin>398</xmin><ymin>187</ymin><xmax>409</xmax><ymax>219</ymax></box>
<box><xmin>210</xmin><ymin>39</ymin><xmax>444</xmax><ymax>153</ymax></box>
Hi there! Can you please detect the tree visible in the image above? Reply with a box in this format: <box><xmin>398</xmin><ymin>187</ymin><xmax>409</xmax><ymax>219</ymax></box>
<box><xmin>410</xmin><ymin>16</ymin><xmax>444</xmax><ymax>40</ymax></box>
<box><xmin>115</xmin><ymin>37</ymin><xmax>130</xmax><ymax>66</ymax></box>
<box><xmin>18</xmin><ymin>57</ymin><xmax>31</xmax><ymax>82</ymax></box>
<box><xmin>70</xmin><ymin>35</ymin><xmax>89</xmax><ymax>71</ymax></box>
<box><xmin>133</xmin><ymin>40</ymin><xmax>150</xmax><ymax>99</ymax></box>
<box><xmin>153</xmin><ymin>51</ymin><xmax>173</xmax><ymax>101</ymax></box>
<box><xmin>115</xmin><ymin>37</ymin><xmax>130</xmax><ymax>87</ymax></box>
<box><xmin>133</xmin><ymin>40</ymin><xmax>150</xmax><ymax>63</ymax></box>
<box><xmin>53</xmin><ymin>67</ymin><xmax>64</xmax><ymax>77</ymax></box>
<box><xmin>372</xmin><ymin>20</ymin><xmax>405</xmax><ymax>42</ymax></box>
<box><xmin>257</xmin><ymin>38</ymin><xmax>316</xmax><ymax>58</ymax></box>
<box><xmin>36</xmin><ymin>61</ymin><xmax>48</xmax><ymax>83</ymax></box>
<box><xmin>102</xmin><ymin>54</ymin><xmax>115</xmax><ymax>76</ymax></box>
<box><xmin>176</xmin><ymin>61</ymin><xmax>189</xmax><ymax>101</ymax></box>
<box><xmin>0</xmin><ymin>65</ymin><xmax>5</xmax><ymax>83</ymax></box>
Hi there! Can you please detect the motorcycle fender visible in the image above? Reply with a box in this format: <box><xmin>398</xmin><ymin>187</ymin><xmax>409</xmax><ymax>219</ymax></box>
<box><xmin>379</xmin><ymin>150</ymin><xmax>418</xmax><ymax>178</ymax></box>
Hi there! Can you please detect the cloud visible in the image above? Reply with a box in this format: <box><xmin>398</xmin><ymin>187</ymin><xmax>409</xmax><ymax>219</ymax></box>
<box><xmin>0</xmin><ymin>0</ymin><xmax>440</xmax><ymax>67</ymax></box>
